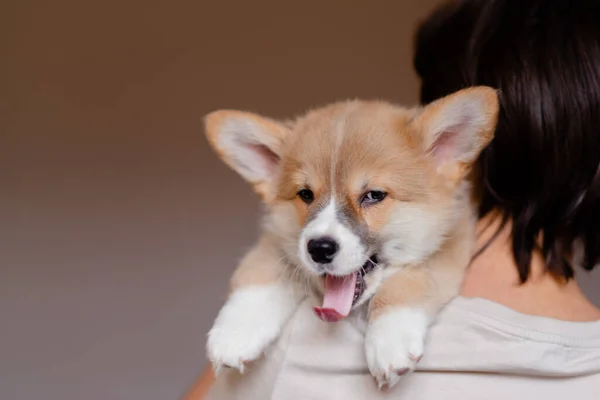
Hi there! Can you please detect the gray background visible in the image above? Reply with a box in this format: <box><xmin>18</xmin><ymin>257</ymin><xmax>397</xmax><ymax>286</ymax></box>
<box><xmin>1</xmin><ymin>1</ymin><xmax>598</xmax><ymax>399</ymax></box>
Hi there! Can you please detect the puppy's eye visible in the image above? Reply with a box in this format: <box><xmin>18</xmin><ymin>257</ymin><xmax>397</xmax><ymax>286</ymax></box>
<box><xmin>297</xmin><ymin>189</ymin><xmax>315</xmax><ymax>204</ymax></box>
<box><xmin>361</xmin><ymin>190</ymin><xmax>387</xmax><ymax>206</ymax></box>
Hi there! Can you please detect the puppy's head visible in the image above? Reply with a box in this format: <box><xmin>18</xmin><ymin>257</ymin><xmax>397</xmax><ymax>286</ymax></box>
<box><xmin>204</xmin><ymin>87</ymin><xmax>498</xmax><ymax>320</ymax></box>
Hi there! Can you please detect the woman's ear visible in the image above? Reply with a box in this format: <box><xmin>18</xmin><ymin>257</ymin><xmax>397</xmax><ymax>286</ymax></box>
<box><xmin>203</xmin><ymin>110</ymin><xmax>291</xmax><ymax>198</ymax></box>
<box><xmin>411</xmin><ymin>86</ymin><xmax>499</xmax><ymax>179</ymax></box>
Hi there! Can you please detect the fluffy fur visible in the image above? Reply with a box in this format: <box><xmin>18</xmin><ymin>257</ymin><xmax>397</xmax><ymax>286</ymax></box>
<box><xmin>203</xmin><ymin>87</ymin><xmax>499</xmax><ymax>389</ymax></box>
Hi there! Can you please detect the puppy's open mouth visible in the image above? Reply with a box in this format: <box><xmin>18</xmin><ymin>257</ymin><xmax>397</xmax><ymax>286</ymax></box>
<box><xmin>313</xmin><ymin>255</ymin><xmax>378</xmax><ymax>323</ymax></box>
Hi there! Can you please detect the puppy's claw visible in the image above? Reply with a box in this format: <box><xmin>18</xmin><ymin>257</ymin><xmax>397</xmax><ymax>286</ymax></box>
<box><xmin>375</xmin><ymin>369</ymin><xmax>398</xmax><ymax>390</ymax></box>
<box><xmin>211</xmin><ymin>358</ymin><xmax>248</xmax><ymax>377</ymax></box>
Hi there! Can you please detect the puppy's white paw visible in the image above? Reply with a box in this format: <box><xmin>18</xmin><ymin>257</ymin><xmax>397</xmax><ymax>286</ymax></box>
<box><xmin>206</xmin><ymin>285</ymin><xmax>298</xmax><ymax>374</ymax></box>
<box><xmin>207</xmin><ymin>319</ymin><xmax>274</xmax><ymax>374</ymax></box>
<box><xmin>365</xmin><ymin>308</ymin><xmax>429</xmax><ymax>389</ymax></box>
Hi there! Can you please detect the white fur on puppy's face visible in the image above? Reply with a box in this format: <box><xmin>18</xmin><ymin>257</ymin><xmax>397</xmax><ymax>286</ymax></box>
<box><xmin>298</xmin><ymin>199</ymin><xmax>368</xmax><ymax>276</ymax></box>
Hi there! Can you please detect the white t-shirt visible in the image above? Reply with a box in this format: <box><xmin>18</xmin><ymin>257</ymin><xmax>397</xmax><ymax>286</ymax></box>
<box><xmin>206</xmin><ymin>296</ymin><xmax>600</xmax><ymax>399</ymax></box>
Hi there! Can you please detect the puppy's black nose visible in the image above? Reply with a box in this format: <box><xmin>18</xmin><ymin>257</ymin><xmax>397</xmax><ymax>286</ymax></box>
<box><xmin>307</xmin><ymin>237</ymin><xmax>338</xmax><ymax>264</ymax></box>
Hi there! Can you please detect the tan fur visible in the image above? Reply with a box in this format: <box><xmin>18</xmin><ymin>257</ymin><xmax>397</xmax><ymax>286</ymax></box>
<box><xmin>228</xmin><ymin>236</ymin><xmax>284</xmax><ymax>294</ymax></box>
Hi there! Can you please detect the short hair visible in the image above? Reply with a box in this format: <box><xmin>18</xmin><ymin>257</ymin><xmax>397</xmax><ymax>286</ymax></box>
<box><xmin>413</xmin><ymin>0</ymin><xmax>600</xmax><ymax>281</ymax></box>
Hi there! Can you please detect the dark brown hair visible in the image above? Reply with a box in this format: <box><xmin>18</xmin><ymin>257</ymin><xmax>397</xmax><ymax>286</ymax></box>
<box><xmin>414</xmin><ymin>0</ymin><xmax>600</xmax><ymax>281</ymax></box>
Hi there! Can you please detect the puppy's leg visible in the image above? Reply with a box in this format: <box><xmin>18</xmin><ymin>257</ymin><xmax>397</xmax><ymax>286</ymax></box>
<box><xmin>206</xmin><ymin>236</ymin><xmax>304</xmax><ymax>374</ymax></box>
<box><xmin>365</xmin><ymin>219</ymin><xmax>475</xmax><ymax>389</ymax></box>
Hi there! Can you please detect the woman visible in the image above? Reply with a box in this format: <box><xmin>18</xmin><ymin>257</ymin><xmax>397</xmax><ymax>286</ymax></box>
<box><xmin>185</xmin><ymin>1</ymin><xmax>600</xmax><ymax>398</ymax></box>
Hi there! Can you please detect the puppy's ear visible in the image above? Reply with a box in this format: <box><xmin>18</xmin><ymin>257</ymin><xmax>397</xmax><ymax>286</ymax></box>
<box><xmin>204</xmin><ymin>110</ymin><xmax>291</xmax><ymax>198</ymax></box>
<box><xmin>411</xmin><ymin>86</ymin><xmax>499</xmax><ymax>180</ymax></box>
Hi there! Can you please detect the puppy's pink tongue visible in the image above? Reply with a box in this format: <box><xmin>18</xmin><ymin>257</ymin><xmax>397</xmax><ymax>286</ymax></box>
<box><xmin>313</xmin><ymin>272</ymin><xmax>357</xmax><ymax>323</ymax></box>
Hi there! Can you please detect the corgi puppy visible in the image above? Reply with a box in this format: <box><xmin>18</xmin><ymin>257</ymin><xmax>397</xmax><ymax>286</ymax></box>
<box><xmin>203</xmin><ymin>87</ymin><xmax>498</xmax><ymax>388</ymax></box>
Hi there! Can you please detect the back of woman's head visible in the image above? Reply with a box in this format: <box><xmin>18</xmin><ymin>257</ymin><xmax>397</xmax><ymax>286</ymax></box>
<box><xmin>414</xmin><ymin>0</ymin><xmax>600</xmax><ymax>281</ymax></box>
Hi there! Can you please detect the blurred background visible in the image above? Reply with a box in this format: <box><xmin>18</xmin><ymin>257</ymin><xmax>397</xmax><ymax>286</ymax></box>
<box><xmin>1</xmin><ymin>1</ymin><xmax>599</xmax><ymax>400</ymax></box>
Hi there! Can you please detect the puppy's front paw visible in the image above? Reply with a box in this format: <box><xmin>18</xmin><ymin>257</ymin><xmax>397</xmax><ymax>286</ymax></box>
<box><xmin>206</xmin><ymin>285</ymin><xmax>297</xmax><ymax>374</ymax></box>
<box><xmin>365</xmin><ymin>308</ymin><xmax>429</xmax><ymax>389</ymax></box>
<box><xmin>207</xmin><ymin>315</ymin><xmax>275</xmax><ymax>374</ymax></box>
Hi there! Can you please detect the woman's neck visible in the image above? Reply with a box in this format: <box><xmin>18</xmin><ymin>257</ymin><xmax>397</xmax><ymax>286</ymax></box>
<box><xmin>460</xmin><ymin>213</ymin><xmax>600</xmax><ymax>322</ymax></box>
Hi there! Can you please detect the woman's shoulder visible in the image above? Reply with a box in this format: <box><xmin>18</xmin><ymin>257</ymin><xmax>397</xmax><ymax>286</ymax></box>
<box><xmin>205</xmin><ymin>297</ymin><xmax>600</xmax><ymax>400</ymax></box>
<box><xmin>422</xmin><ymin>296</ymin><xmax>600</xmax><ymax>375</ymax></box>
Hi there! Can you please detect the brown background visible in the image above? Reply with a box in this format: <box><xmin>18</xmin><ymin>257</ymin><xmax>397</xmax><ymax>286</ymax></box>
<box><xmin>1</xmin><ymin>1</ymin><xmax>598</xmax><ymax>399</ymax></box>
